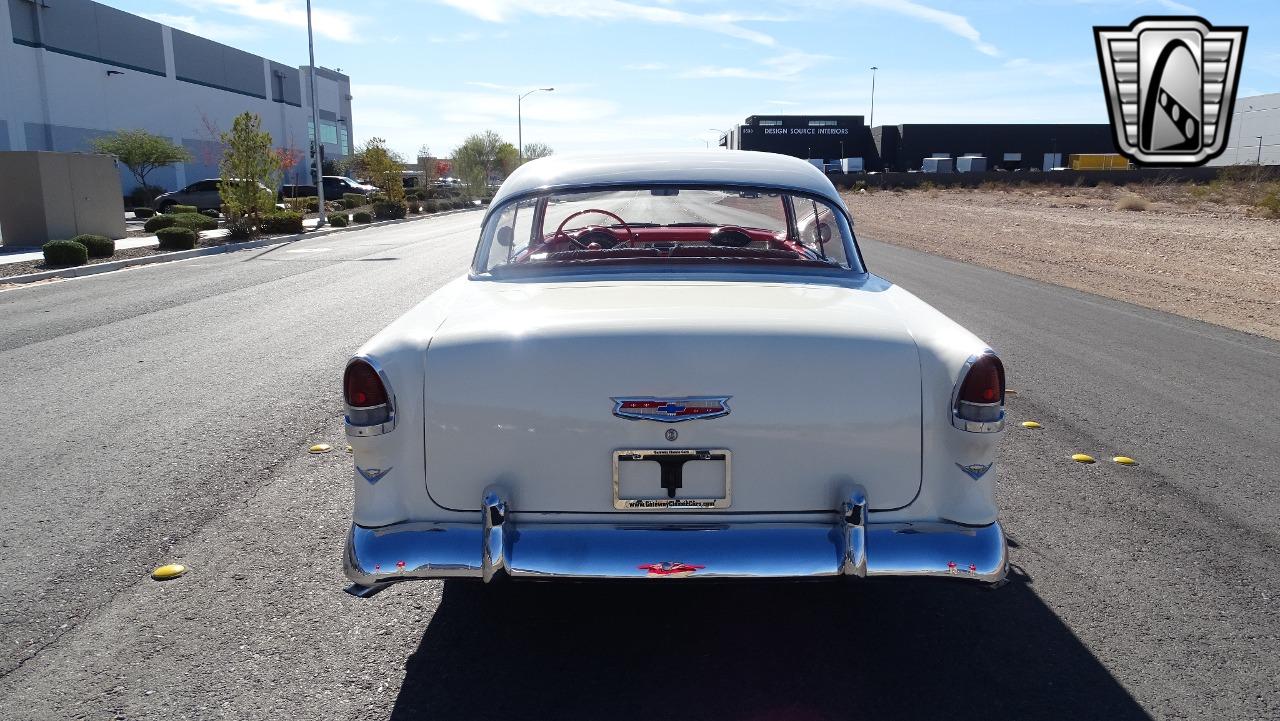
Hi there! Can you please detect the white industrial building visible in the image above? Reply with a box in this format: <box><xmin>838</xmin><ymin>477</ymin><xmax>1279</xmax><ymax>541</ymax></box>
<box><xmin>0</xmin><ymin>0</ymin><xmax>353</xmax><ymax>194</ymax></box>
<box><xmin>1211</xmin><ymin>92</ymin><xmax>1280</xmax><ymax>166</ymax></box>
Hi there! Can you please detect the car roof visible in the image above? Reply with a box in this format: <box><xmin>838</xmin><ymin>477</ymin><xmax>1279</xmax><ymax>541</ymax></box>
<box><xmin>490</xmin><ymin>150</ymin><xmax>841</xmax><ymax>208</ymax></box>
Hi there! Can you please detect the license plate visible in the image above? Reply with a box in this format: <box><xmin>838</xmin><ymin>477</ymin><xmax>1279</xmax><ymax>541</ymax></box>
<box><xmin>612</xmin><ymin>449</ymin><xmax>731</xmax><ymax>510</ymax></box>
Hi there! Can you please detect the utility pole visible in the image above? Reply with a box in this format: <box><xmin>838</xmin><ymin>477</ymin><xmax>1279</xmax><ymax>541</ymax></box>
<box><xmin>1258</xmin><ymin>136</ymin><xmax>1264</xmax><ymax>166</ymax></box>
<box><xmin>869</xmin><ymin>66</ymin><xmax>879</xmax><ymax>129</ymax></box>
<box><xmin>306</xmin><ymin>0</ymin><xmax>325</xmax><ymax>227</ymax></box>
<box><xmin>1236</xmin><ymin>105</ymin><xmax>1253</xmax><ymax>164</ymax></box>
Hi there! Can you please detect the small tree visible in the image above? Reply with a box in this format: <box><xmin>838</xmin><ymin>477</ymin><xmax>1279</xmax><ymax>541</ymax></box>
<box><xmin>91</xmin><ymin>130</ymin><xmax>191</xmax><ymax>204</ymax></box>
<box><xmin>218</xmin><ymin>112</ymin><xmax>282</xmax><ymax>229</ymax></box>
<box><xmin>354</xmin><ymin>137</ymin><xmax>405</xmax><ymax>202</ymax></box>
<box><xmin>453</xmin><ymin>130</ymin><xmax>511</xmax><ymax>196</ymax></box>
<box><xmin>522</xmin><ymin>142</ymin><xmax>554</xmax><ymax>162</ymax></box>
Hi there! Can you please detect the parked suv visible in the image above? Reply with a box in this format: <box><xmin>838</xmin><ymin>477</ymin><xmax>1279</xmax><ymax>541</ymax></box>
<box><xmin>153</xmin><ymin>179</ymin><xmax>273</xmax><ymax>212</ymax></box>
<box><xmin>323</xmin><ymin>176</ymin><xmax>377</xmax><ymax>198</ymax></box>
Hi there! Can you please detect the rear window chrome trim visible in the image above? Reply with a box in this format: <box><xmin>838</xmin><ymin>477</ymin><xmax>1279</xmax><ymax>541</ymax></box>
<box><xmin>473</xmin><ymin>182</ymin><xmax>865</xmax><ymax>276</ymax></box>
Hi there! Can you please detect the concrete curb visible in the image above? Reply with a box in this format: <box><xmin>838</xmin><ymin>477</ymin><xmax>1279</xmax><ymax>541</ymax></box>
<box><xmin>0</xmin><ymin>206</ymin><xmax>482</xmax><ymax>286</ymax></box>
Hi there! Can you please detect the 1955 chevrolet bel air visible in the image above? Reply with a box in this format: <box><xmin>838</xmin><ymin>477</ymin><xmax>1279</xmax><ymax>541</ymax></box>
<box><xmin>341</xmin><ymin>150</ymin><xmax>1007</xmax><ymax>597</ymax></box>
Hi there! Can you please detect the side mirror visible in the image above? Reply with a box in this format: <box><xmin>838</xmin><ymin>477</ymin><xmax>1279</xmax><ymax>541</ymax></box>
<box><xmin>817</xmin><ymin>223</ymin><xmax>832</xmax><ymax>243</ymax></box>
<box><xmin>495</xmin><ymin>226</ymin><xmax>514</xmax><ymax>247</ymax></box>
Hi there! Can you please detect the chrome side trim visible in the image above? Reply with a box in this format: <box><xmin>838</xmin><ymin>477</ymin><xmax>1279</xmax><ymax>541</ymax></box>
<box><xmin>949</xmin><ymin>351</ymin><xmax>1006</xmax><ymax>433</ymax></box>
<box><xmin>343</xmin><ymin>355</ymin><xmax>398</xmax><ymax>438</ymax></box>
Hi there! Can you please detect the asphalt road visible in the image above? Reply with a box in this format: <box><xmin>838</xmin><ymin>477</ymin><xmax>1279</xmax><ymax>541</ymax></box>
<box><xmin>1</xmin><ymin>211</ymin><xmax>1277</xmax><ymax>720</ymax></box>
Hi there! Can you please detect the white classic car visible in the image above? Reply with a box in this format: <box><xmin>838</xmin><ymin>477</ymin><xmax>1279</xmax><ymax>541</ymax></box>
<box><xmin>342</xmin><ymin>150</ymin><xmax>1007</xmax><ymax>596</ymax></box>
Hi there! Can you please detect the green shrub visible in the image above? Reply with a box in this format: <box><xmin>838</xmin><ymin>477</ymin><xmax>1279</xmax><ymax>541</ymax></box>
<box><xmin>144</xmin><ymin>215</ymin><xmax>176</xmax><ymax>232</ymax></box>
<box><xmin>42</xmin><ymin>239</ymin><xmax>88</xmax><ymax>266</ymax></box>
<box><xmin>200</xmin><ymin>208</ymin><xmax>220</xmax><ymax>219</ymax></box>
<box><xmin>373</xmin><ymin>200</ymin><xmax>408</xmax><ymax>220</ymax></box>
<box><xmin>1256</xmin><ymin>188</ymin><xmax>1280</xmax><ymax>219</ymax></box>
<box><xmin>343</xmin><ymin>193</ymin><xmax>364</xmax><ymax>207</ymax></box>
<box><xmin>305</xmin><ymin>196</ymin><xmax>320</xmax><ymax>212</ymax></box>
<box><xmin>259</xmin><ymin>211</ymin><xmax>304</xmax><ymax>235</ymax></box>
<box><xmin>169</xmin><ymin>212</ymin><xmax>217</xmax><ymax>232</ymax></box>
<box><xmin>167</xmin><ymin>204</ymin><xmax>198</xmax><ymax>214</ymax></box>
<box><xmin>407</xmin><ymin>203</ymin><xmax>420</xmax><ymax>214</ymax></box>
<box><xmin>226</xmin><ymin>218</ymin><xmax>255</xmax><ymax>240</ymax></box>
<box><xmin>368</xmin><ymin>192</ymin><xmax>388</xmax><ymax>205</ymax></box>
<box><xmin>132</xmin><ymin>207</ymin><xmax>156</xmax><ymax>218</ymax></box>
<box><xmin>70</xmin><ymin>234</ymin><xmax>114</xmax><ymax>258</ymax></box>
<box><xmin>327</xmin><ymin>212</ymin><xmax>349</xmax><ymax>227</ymax></box>
<box><xmin>156</xmin><ymin>227</ymin><xmax>197</xmax><ymax>250</ymax></box>
<box><xmin>352</xmin><ymin>211</ymin><xmax>373</xmax><ymax>224</ymax></box>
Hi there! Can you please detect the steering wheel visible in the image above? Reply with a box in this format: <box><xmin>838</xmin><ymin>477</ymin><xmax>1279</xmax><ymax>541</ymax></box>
<box><xmin>554</xmin><ymin>209</ymin><xmax>637</xmax><ymax>249</ymax></box>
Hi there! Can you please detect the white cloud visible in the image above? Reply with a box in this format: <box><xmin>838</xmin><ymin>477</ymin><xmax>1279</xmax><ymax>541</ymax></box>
<box><xmin>848</xmin><ymin>0</ymin><xmax>998</xmax><ymax>56</ymax></box>
<box><xmin>791</xmin><ymin>0</ymin><xmax>997</xmax><ymax>56</ymax></box>
<box><xmin>175</xmin><ymin>0</ymin><xmax>362</xmax><ymax>42</ymax></box>
<box><xmin>681</xmin><ymin>51</ymin><xmax>832</xmax><ymax>80</ymax></box>
<box><xmin>1154</xmin><ymin>0</ymin><xmax>1197</xmax><ymax>13</ymax></box>
<box><xmin>433</xmin><ymin>0</ymin><xmax>779</xmax><ymax>46</ymax></box>
<box><xmin>139</xmin><ymin>13</ymin><xmax>264</xmax><ymax>43</ymax></box>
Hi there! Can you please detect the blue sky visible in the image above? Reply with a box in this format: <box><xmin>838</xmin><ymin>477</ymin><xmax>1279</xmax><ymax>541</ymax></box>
<box><xmin>110</xmin><ymin>0</ymin><xmax>1279</xmax><ymax>158</ymax></box>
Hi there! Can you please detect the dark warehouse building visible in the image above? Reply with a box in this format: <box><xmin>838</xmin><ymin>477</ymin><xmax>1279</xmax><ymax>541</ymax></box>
<box><xmin>874</xmin><ymin>123</ymin><xmax>1117</xmax><ymax>172</ymax></box>
<box><xmin>723</xmin><ymin>115</ymin><xmax>1116</xmax><ymax>172</ymax></box>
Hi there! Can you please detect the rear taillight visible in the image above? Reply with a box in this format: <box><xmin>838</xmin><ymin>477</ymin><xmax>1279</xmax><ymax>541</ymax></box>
<box><xmin>952</xmin><ymin>354</ymin><xmax>1005</xmax><ymax>431</ymax></box>
<box><xmin>344</xmin><ymin>360</ymin><xmax>392</xmax><ymax>430</ymax></box>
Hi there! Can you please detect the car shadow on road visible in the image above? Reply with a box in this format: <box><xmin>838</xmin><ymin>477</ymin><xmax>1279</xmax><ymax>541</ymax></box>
<box><xmin>390</xmin><ymin>569</ymin><xmax>1149</xmax><ymax>721</ymax></box>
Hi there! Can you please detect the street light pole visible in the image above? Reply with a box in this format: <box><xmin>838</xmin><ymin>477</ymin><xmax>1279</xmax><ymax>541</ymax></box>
<box><xmin>518</xmin><ymin>87</ymin><xmax>554</xmax><ymax>162</ymax></box>
<box><xmin>306</xmin><ymin>0</ymin><xmax>325</xmax><ymax>227</ymax></box>
<box><xmin>869</xmin><ymin>66</ymin><xmax>878</xmax><ymax>129</ymax></box>
<box><xmin>1258</xmin><ymin>136</ymin><xmax>1264</xmax><ymax>166</ymax></box>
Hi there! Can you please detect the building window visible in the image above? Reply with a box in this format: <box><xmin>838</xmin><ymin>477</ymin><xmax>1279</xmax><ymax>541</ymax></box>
<box><xmin>320</xmin><ymin>122</ymin><xmax>338</xmax><ymax>145</ymax></box>
<box><xmin>338</xmin><ymin>124</ymin><xmax>349</xmax><ymax>155</ymax></box>
<box><xmin>808</xmin><ymin>120</ymin><xmax>837</xmax><ymax>127</ymax></box>
<box><xmin>758</xmin><ymin>120</ymin><xmax>782</xmax><ymax>127</ymax></box>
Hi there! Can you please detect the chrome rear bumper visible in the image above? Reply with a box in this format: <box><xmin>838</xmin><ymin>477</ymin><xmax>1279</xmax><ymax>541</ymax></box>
<box><xmin>344</xmin><ymin>490</ymin><xmax>1007</xmax><ymax>595</ymax></box>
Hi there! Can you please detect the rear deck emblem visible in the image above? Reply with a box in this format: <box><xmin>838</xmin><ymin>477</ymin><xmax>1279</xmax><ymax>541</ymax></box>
<box><xmin>639</xmin><ymin>562</ymin><xmax>705</xmax><ymax>577</ymax></box>
<box><xmin>612</xmin><ymin>396</ymin><xmax>731</xmax><ymax>423</ymax></box>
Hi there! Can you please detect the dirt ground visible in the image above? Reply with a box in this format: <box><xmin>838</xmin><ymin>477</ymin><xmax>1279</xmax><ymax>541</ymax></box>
<box><xmin>843</xmin><ymin>184</ymin><xmax>1280</xmax><ymax>341</ymax></box>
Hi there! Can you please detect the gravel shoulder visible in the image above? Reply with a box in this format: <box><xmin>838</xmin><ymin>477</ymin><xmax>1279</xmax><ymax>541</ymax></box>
<box><xmin>844</xmin><ymin>186</ymin><xmax>1280</xmax><ymax>340</ymax></box>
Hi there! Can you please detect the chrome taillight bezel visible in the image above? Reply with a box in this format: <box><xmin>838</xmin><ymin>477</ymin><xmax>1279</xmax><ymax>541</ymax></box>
<box><xmin>950</xmin><ymin>351</ymin><xmax>1005</xmax><ymax>433</ymax></box>
<box><xmin>344</xmin><ymin>356</ymin><xmax>397</xmax><ymax>437</ymax></box>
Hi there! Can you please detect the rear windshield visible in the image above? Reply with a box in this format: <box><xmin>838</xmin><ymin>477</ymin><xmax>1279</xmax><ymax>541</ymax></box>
<box><xmin>474</xmin><ymin>186</ymin><xmax>861</xmax><ymax>275</ymax></box>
